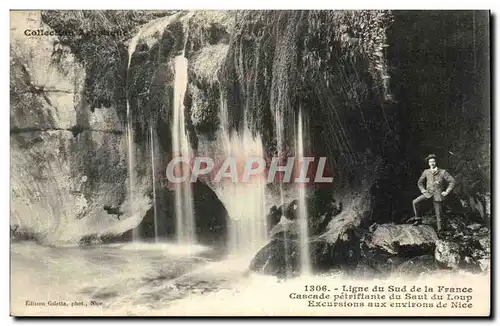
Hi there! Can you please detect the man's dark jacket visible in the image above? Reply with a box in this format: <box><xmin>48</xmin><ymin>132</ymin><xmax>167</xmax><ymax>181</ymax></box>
<box><xmin>417</xmin><ymin>168</ymin><xmax>456</xmax><ymax>202</ymax></box>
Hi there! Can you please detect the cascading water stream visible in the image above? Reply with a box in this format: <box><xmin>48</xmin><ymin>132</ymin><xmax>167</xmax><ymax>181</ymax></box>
<box><xmin>217</xmin><ymin>96</ymin><xmax>268</xmax><ymax>255</ymax></box>
<box><xmin>171</xmin><ymin>30</ymin><xmax>196</xmax><ymax>245</ymax></box>
<box><xmin>296</xmin><ymin>107</ymin><xmax>311</xmax><ymax>275</ymax></box>
<box><xmin>124</xmin><ymin>12</ymin><xmax>194</xmax><ymax>244</ymax></box>
<box><xmin>126</xmin><ymin>33</ymin><xmax>142</xmax><ymax>242</ymax></box>
<box><xmin>149</xmin><ymin>124</ymin><xmax>159</xmax><ymax>242</ymax></box>
<box><xmin>224</xmin><ymin>131</ymin><xmax>267</xmax><ymax>254</ymax></box>
<box><xmin>274</xmin><ymin>102</ymin><xmax>291</xmax><ymax>276</ymax></box>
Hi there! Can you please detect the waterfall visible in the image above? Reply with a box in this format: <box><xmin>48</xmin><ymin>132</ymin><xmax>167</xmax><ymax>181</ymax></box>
<box><xmin>126</xmin><ymin>33</ymin><xmax>142</xmax><ymax>242</ymax></box>
<box><xmin>149</xmin><ymin>124</ymin><xmax>159</xmax><ymax>242</ymax></box>
<box><xmin>124</xmin><ymin>13</ymin><xmax>197</xmax><ymax>245</ymax></box>
<box><xmin>171</xmin><ymin>35</ymin><xmax>196</xmax><ymax>245</ymax></box>
<box><xmin>217</xmin><ymin>97</ymin><xmax>268</xmax><ymax>254</ymax></box>
<box><xmin>124</xmin><ymin>13</ymin><xmax>194</xmax><ymax>244</ymax></box>
<box><xmin>274</xmin><ymin>103</ymin><xmax>291</xmax><ymax>276</ymax></box>
<box><xmin>296</xmin><ymin>107</ymin><xmax>311</xmax><ymax>275</ymax></box>
<box><xmin>222</xmin><ymin>130</ymin><xmax>268</xmax><ymax>254</ymax></box>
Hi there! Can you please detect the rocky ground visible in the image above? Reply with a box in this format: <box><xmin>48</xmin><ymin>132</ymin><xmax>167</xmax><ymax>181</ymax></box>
<box><xmin>250</xmin><ymin>196</ymin><xmax>491</xmax><ymax>279</ymax></box>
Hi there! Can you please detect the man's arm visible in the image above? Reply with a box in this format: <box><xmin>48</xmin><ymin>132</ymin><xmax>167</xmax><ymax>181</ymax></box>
<box><xmin>443</xmin><ymin>170</ymin><xmax>456</xmax><ymax>195</ymax></box>
<box><xmin>417</xmin><ymin>171</ymin><xmax>427</xmax><ymax>193</ymax></box>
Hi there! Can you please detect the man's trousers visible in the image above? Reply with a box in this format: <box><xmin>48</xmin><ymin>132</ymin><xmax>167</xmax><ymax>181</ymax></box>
<box><xmin>412</xmin><ymin>194</ymin><xmax>443</xmax><ymax>231</ymax></box>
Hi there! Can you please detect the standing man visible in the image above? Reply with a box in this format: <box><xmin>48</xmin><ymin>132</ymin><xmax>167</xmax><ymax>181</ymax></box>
<box><xmin>413</xmin><ymin>154</ymin><xmax>456</xmax><ymax>231</ymax></box>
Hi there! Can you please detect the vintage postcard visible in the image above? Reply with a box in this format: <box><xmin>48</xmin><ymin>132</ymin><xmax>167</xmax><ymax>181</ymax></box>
<box><xmin>10</xmin><ymin>9</ymin><xmax>491</xmax><ymax>316</ymax></box>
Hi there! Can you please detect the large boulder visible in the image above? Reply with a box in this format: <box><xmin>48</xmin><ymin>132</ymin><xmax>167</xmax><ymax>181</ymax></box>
<box><xmin>249</xmin><ymin>231</ymin><xmax>360</xmax><ymax>277</ymax></box>
<box><xmin>250</xmin><ymin>214</ymin><xmax>360</xmax><ymax>276</ymax></box>
<box><xmin>250</xmin><ymin>190</ymin><xmax>369</xmax><ymax>277</ymax></box>
<box><xmin>365</xmin><ymin>223</ymin><xmax>438</xmax><ymax>256</ymax></box>
<box><xmin>248</xmin><ymin>238</ymin><xmax>302</xmax><ymax>277</ymax></box>
<box><xmin>313</xmin><ymin>220</ymin><xmax>361</xmax><ymax>271</ymax></box>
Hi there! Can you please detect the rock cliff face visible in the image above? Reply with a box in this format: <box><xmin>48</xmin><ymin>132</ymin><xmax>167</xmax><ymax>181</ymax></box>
<box><xmin>10</xmin><ymin>11</ymin><xmax>150</xmax><ymax>245</ymax></box>
<box><xmin>11</xmin><ymin>10</ymin><xmax>234</xmax><ymax>246</ymax></box>
<box><xmin>220</xmin><ymin>11</ymin><xmax>393</xmax><ymax>181</ymax></box>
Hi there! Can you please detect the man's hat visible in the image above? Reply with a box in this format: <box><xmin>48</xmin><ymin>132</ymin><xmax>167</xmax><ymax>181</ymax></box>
<box><xmin>425</xmin><ymin>154</ymin><xmax>436</xmax><ymax>162</ymax></box>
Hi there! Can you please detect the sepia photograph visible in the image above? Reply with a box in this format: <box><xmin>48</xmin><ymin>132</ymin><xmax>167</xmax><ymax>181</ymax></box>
<box><xmin>9</xmin><ymin>9</ymin><xmax>491</xmax><ymax>316</ymax></box>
